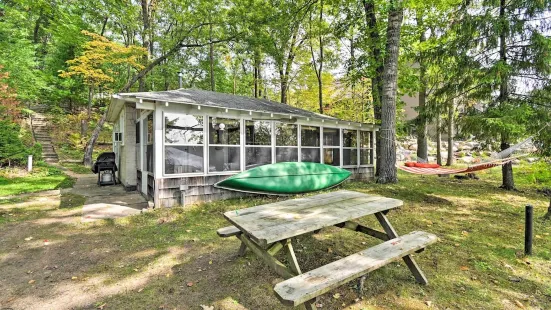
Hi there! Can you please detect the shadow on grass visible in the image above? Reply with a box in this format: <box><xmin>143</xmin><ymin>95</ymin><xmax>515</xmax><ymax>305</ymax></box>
<box><xmin>0</xmin><ymin>173</ymin><xmax>550</xmax><ymax>309</ymax></box>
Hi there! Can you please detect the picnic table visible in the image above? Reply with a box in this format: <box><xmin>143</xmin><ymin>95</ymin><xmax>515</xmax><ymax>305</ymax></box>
<box><xmin>217</xmin><ymin>190</ymin><xmax>437</xmax><ymax>309</ymax></box>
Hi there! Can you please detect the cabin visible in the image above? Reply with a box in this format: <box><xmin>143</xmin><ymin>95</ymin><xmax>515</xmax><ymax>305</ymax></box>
<box><xmin>106</xmin><ymin>89</ymin><xmax>378</xmax><ymax>207</ymax></box>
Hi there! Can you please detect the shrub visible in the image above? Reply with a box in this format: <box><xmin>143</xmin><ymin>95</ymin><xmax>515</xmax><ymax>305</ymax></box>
<box><xmin>0</xmin><ymin>120</ymin><xmax>41</xmax><ymax>167</ymax></box>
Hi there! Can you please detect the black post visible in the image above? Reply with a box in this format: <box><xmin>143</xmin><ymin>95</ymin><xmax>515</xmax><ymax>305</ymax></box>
<box><xmin>525</xmin><ymin>205</ymin><xmax>533</xmax><ymax>255</ymax></box>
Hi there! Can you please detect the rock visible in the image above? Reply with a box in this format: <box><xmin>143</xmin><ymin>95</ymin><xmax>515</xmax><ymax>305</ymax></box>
<box><xmin>512</xmin><ymin>159</ymin><xmax>521</xmax><ymax>165</ymax></box>
<box><xmin>461</xmin><ymin>156</ymin><xmax>474</xmax><ymax>164</ymax></box>
<box><xmin>526</xmin><ymin>157</ymin><xmax>539</xmax><ymax>163</ymax></box>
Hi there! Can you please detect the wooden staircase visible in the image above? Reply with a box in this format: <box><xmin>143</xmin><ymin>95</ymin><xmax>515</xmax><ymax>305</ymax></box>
<box><xmin>31</xmin><ymin>107</ymin><xmax>59</xmax><ymax>163</ymax></box>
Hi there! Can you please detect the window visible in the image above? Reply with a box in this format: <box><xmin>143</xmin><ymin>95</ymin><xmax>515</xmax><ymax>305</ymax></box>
<box><xmin>245</xmin><ymin>120</ymin><xmax>272</xmax><ymax>169</ymax></box>
<box><xmin>135</xmin><ymin>122</ymin><xmax>140</xmax><ymax>144</ymax></box>
<box><xmin>360</xmin><ymin>131</ymin><xmax>373</xmax><ymax>165</ymax></box>
<box><xmin>323</xmin><ymin>128</ymin><xmax>340</xmax><ymax>166</ymax></box>
<box><xmin>136</xmin><ymin>121</ymin><xmax>141</xmax><ymax>170</ymax></box>
<box><xmin>301</xmin><ymin>126</ymin><xmax>320</xmax><ymax>163</ymax></box>
<box><xmin>343</xmin><ymin>129</ymin><xmax>358</xmax><ymax>166</ymax></box>
<box><xmin>209</xmin><ymin>117</ymin><xmax>240</xmax><ymax>172</ymax></box>
<box><xmin>164</xmin><ymin>113</ymin><xmax>204</xmax><ymax>174</ymax></box>
<box><xmin>275</xmin><ymin>123</ymin><xmax>298</xmax><ymax>162</ymax></box>
<box><xmin>146</xmin><ymin>114</ymin><xmax>154</xmax><ymax>172</ymax></box>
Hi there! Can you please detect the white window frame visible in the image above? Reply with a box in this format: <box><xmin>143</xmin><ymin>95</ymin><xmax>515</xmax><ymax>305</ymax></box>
<box><xmin>299</xmin><ymin>125</ymin><xmax>321</xmax><ymax>163</ymax></box>
<box><xmin>163</xmin><ymin>112</ymin><xmax>206</xmax><ymax>176</ymax></box>
<box><xmin>275</xmin><ymin>122</ymin><xmax>299</xmax><ymax>163</ymax></box>
<box><xmin>342</xmin><ymin>129</ymin><xmax>359</xmax><ymax>168</ymax></box>
<box><xmin>359</xmin><ymin>130</ymin><xmax>374</xmax><ymax>166</ymax></box>
<box><xmin>322</xmin><ymin>127</ymin><xmax>341</xmax><ymax>167</ymax></box>
<box><xmin>207</xmin><ymin>116</ymin><xmax>242</xmax><ymax>173</ymax></box>
<box><xmin>244</xmin><ymin>119</ymin><xmax>273</xmax><ymax>169</ymax></box>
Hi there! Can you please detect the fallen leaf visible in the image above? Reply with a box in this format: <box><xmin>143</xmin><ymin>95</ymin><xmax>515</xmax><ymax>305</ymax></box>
<box><xmin>166</xmin><ymin>273</ymin><xmax>170</xmax><ymax>278</ymax></box>
<box><xmin>460</xmin><ymin>266</ymin><xmax>469</xmax><ymax>271</ymax></box>
<box><xmin>454</xmin><ymin>243</ymin><xmax>460</xmax><ymax>247</ymax></box>
<box><xmin>133</xmin><ymin>269</ymin><xmax>139</xmax><ymax>272</ymax></box>
<box><xmin>327</xmin><ymin>247</ymin><xmax>333</xmax><ymax>253</ymax></box>
<box><xmin>209</xmin><ymin>260</ymin><xmax>212</xmax><ymax>265</ymax></box>
<box><xmin>187</xmin><ymin>282</ymin><xmax>193</xmax><ymax>287</ymax></box>
<box><xmin>137</xmin><ymin>288</ymin><xmax>144</xmax><ymax>293</ymax></box>
<box><xmin>333</xmin><ymin>293</ymin><xmax>340</xmax><ymax>299</ymax></box>
<box><xmin>71</xmin><ymin>276</ymin><xmax>78</xmax><ymax>280</ymax></box>
<box><xmin>186</xmin><ymin>230</ymin><xmax>192</xmax><ymax>233</ymax></box>
<box><xmin>97</xmin><ymin>303</ymin><xmax>107</xmax><ymax>309</ymax></box>
<box><xmin>461</xmin><ymin>231</ymin><xmax>469</xmax><ymax>236</ymax></box>
<box><xmin>200</xmin><ymin>306</ymin><xmax>214</xmax><ymax>310</ymax></box>
<box><xmin>24</xmin><ymin>237</ymin><xmax>33</xmax><ymax>241</ymax></box>
<box><xmin>514</xmin><ymin>300</ymin><xmax>525</xmax><ymax>308</ymax></box>
<box><xmin>425</xmin><ymin>300</ymin><xmax>432</xmax><ymax>307</ymax></box>
<box><xmin>535</xmin><ymin>235</ymin><xmax>542</xmax><ymax>239</ymax></box>
<box><xmin>28</xmin><ymin>280</ymin><xmax>35</xmax><ymax>284</ymax></box>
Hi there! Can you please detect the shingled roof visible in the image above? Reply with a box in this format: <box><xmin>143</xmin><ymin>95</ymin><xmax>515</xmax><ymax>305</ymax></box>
<box><xmin>117</xmin><ymin>88</ymin><xmax>338</xmax><ymax>120</ymax></box>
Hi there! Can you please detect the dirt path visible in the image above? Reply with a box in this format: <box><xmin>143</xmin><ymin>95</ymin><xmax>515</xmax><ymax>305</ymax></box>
<box><xmin>63</xmin><ymin>174</ymin><xmax>147</xmax><ymax>222</ymax></box>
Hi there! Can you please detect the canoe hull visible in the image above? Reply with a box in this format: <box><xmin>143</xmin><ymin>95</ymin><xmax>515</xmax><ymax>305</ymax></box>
<box><xmin>214</xmin><ymin>162</ymin><xmax>352</xmax><ymax>195</ymax></box>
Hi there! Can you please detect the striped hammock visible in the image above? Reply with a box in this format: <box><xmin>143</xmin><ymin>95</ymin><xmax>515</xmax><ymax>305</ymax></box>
<box><xmin>397</xmin><ymin>158</ymin><xmax>515</xmax><ymax>175</ymax></box>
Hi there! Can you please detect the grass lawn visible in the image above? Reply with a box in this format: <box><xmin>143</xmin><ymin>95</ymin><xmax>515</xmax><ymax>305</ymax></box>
<box><xmin>0</xmin><ymin>162</ymin><xmax>550</xmax><ymax>309</ymax></box>
<box><xmin>62</xmin><ymin>162</ymin><xmax>94</xmax><ymax>174</ymax></box>
<box><xmin>0</xmin><ymin>164</ymin><xmax>75</xmax><ymax>197</ymax></box>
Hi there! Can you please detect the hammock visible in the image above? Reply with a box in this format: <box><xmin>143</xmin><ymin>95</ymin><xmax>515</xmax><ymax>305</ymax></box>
<box><xmin>397</xmin><ymin>158</ymin><xmax>515</xmax><ymax>175</ymax></box>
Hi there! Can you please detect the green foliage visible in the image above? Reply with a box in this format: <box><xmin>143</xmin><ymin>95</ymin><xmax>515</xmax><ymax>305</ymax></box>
<box><xmin>0</xmin><ymin>120</ymin><xmax>41</xmax><ymax>167</ymax></box>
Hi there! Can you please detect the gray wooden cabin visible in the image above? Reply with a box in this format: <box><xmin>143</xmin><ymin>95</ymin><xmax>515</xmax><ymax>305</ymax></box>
<box><xmin>106</xmin><ymin>89</ymin><xmax>378</xmax><ymax>207</ymax></box>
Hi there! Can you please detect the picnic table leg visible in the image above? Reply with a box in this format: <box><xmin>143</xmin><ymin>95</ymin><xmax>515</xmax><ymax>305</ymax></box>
<box><xmin>375</xmin><ymin>212</ymin><xmax>429</xmax><ymax>285</ymax></box>
<box><xmin>238</xmin><ymin>241</ymin><xmax>247</xmax><ymax>257</ymax></box>
<box><xmin>236</xmin><ymin>233</ymin><xmax>295</xmax><ymax>279</ymax></box>
<box><xmin>284</xmin><ymin>239</ymin><xmax>302</xmax><ymax>275</ymax></box>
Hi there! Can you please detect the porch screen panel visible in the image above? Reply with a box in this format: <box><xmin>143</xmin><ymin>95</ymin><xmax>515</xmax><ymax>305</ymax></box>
<box><xmin>360</xmin><ymin>131</ymin><xmax>373</xmax><ymax>165</ymax></box>
<box><xmin>300</xmin><ymin>125</ymin><xmax>320</xmax><ymax>163</ymax></box>
<box><xmin>146</xmin><ymin>114</ymin><xmax>154</xmax><ymax>173</ymax></box>
<box><xmin>275</xmin><ymin>123</ymin><xmax>298</xmax><ymax>162</ymax></box>
<box><xmin>209</xmin><ymin>117</ymin><xmax>241</xmax><ymax>172</ymax></box>
<box><xmin>323</xmin><ymin>127</ymin><xmax>340</xmax><ymax>166</ymax></box>
<box><xmin>245</xmin><ymin>120</ymin><xmax>272</xmax><ymax>169</ymax></box>
<box><xmin>164</xmin><ymin>113</ymin><xmax>204</xmax><ymax>174</ymax></box>
<box><xmin>342</xmin><ymin>129</ymin><xmax>358</xmax><ymax>166</ymax></box>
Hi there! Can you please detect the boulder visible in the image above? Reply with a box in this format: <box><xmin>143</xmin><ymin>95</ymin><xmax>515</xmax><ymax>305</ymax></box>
<box><xmin>526</xmin><ymin>157</ymin><xmax>539</xmax><ymax>163</ymax></box>
<box><xmin>461</xmin><ymin>156</ymin><xmax>474</xmax><ymax>164</ymax></box>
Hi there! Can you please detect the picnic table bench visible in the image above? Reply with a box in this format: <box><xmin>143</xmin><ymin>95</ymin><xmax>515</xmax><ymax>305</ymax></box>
<box><xmin>217</xmin><ymin>190</ymin><xmax>437</xmax><ymax>309</ymax></box>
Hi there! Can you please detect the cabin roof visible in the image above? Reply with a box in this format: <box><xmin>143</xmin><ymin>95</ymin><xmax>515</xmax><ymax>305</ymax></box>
<box><xmin>108</xmin><ymin>88</ymin><xmax>375</xmax><ymax>128</ymax></box>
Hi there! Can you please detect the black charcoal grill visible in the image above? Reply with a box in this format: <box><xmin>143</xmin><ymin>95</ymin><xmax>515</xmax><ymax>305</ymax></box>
<box><xmin>92</xmin><ymin>152</ymin><xmax>118</xmax><ymax>186</ymax></box>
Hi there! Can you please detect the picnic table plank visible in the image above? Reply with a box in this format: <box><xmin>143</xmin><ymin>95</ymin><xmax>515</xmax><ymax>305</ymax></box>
<box><xmin>224</xmin><ymin>190</ymin><xmax>403</xmax><ymax>246</ymax></box>
<box><xmin>274</xmin><ymin>231</ymin><xmax>438</xmax><ymax>306</ymax></box>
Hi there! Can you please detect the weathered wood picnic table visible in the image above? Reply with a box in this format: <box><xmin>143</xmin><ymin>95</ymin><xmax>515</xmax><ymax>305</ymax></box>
<box><xmin>217</xmin><ymin>190</ymin><xmax>437</xmax><ymax>309</ymax></box>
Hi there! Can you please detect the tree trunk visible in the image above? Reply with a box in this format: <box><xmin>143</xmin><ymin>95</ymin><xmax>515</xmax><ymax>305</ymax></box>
<box><xmin>87</xmin><ymin>86</ymin><xmax>93</xmax><ymax>119</ymax></box>
<box><xmin>254</xmin><ymin>55</ymin><xmax>259</xmax><ymax>98</ymax></box>
<box><xmin>280</xmin><ymin>70</ymin><xmax>288</xmax><ymax>104</ymax></box>
<box><xmin>436</xmin><ymin>114</ymin><xmax>442</xmax><ymax>166</ymax></box>
<box><xmin>363</xmin><ymin>0</ymin><xmax>384</xmax><ymax>176</ymax></box>
<box><xmin>500</xmin><ymin>140</ymin><xmax>515</xmax><ymax>190</ymax></box>
<box><xmin>377</xmin><ymin>2</ymin><xmax>403</xmax><ymax>184</ymax></box>
<box><xmin>416</xmin><ymin>12</ymin><xmax>428</xmax><ymax>162</ymax></box>
<box><xmin>209</xmin><ymin>23</ymin><xmax>215</xmax><ymax>91</ymax></box>
<box><xmin>446</xmin><ymin>99</ymin><xmax>455</xmax><ymax>166</ymax></box>
<box><xmin>139</xmin><ymin>0</ymin><xmax>151</xmax><ymax>92</ymax></box>
<box><xmin>83</xmin><ymin>111</ymin><xmax>107</xmax><ymax>167</ymax></box>
<box><xmin>498</xmin><ymin>0</ymin><xmax>514</xmax><ymax>190</ymax></box>
<box><xmin>544</xmin><ymin>198</ymin><xmax>551</xmax><ymax>220</ymax></box>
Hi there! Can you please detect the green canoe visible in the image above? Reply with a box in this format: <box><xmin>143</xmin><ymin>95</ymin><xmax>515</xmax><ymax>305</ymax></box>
<box><xmin>214</xmin><ymin>162</ymin><xmax>352</xmax><ymax>195</ymax></box>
